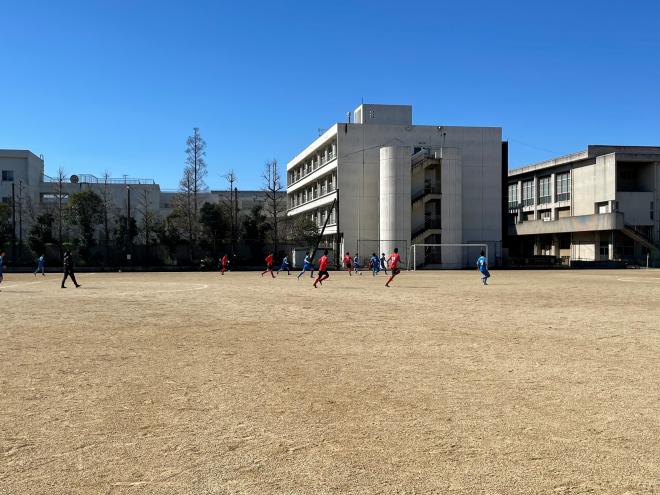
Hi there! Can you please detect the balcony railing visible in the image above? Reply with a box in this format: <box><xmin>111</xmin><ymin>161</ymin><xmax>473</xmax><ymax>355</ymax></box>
<box><xmin>412</xmin><ymin>184</ymin><xmax>441</xmax><ymax>204</ymax></box>
<box><xmin>43</xmin><ymin>174</ymin><xmax>155</xmax><ymax>185</ymax></box>
<box><xmin>412</xmin><ymin>217</ymin><xmax>442</xmax><ymax>240</ymax></box>
<box><xmin>288</xmin><ymin>151</ymin><xmax>337</xmax><ymax>187</ymax></box>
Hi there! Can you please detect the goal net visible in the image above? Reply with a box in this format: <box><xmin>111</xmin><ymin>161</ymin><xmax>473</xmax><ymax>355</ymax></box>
<box><xmin>408</xmin><ymin>243</ymin><xmax>489</xmax><ymax>270</ymax></box>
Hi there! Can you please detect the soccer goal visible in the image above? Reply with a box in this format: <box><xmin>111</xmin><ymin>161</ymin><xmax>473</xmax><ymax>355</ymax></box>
<box><xmin>408</xmin><ymin>243</ymin><xmax>488</xmax><ymax>270</ymax></box>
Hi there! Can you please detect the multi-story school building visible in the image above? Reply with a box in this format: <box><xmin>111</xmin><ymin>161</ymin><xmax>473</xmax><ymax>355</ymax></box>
<box><xmin>506</xmin><ymin>145</ymin><xmax>660</xmax><ymax>265</ymax></box>
<box><xmin>285</xmin><ymin>103</ymin><xmax>506</xmax><ymax>268</ymax></box>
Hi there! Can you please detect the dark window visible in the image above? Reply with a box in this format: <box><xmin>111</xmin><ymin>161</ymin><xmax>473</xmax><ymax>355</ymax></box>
<box><xmin>2</xmin><ymin>170</ymin><xmax>14</xmax><ymax>182</ymax></box>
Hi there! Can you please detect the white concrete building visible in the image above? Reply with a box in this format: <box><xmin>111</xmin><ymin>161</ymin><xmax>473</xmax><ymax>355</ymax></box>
<box><xmin>507</xmin><ymin>145</ymin><xmax>660</xmax><ymax>265</ymax></box>
<box><xmin>286</xmin><ymin>104</ymin><xmax>505</xmax><ymax>268</ymax></box>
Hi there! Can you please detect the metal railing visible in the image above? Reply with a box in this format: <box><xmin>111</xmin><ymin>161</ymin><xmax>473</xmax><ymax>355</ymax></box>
<box><xmin>288</xmin><ymin>151</ymin><xmax>337</xmax><ymax>186</ymax></box>
<box><xmin>43</xmin><ymin>174</ymin><xmax>155</xmax><ymax>185</ymax></box>
<box><xmin>412</xmin><ymin>185</ymin><xmax>441</xmax><ymax>204</ymax></box>
<box><xmin>412</xmin><ymin>217</ymin><xmax>442</xmax><ymax>240</ymax></box>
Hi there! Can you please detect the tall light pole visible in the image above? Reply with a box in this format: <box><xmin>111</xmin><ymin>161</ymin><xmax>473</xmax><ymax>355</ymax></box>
<box><xmin>126</xmin><ymin>185</ymin><xmax>132</xmax><ymax>267</ymax></box>
<box><xmin>11</xmin><ymin>182</ymin><xmax>16</xmax><ymax>263</ymax></box>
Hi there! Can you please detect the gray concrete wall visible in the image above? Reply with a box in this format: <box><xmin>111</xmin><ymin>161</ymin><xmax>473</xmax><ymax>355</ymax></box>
<box><xmin>335</xmin><ymin>123</ymin><xmax>502</xmax><ymax>263</ymax></box>
<box><xmin>572</xmin><ymin>154</ymin><xmax>616</xmax><ymax>216</ymax></box>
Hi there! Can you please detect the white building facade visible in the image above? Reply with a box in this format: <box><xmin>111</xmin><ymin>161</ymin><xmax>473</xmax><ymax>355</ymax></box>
<box><xmin>286</xmin><ymin>104</ymin><xmax>505</xmax><ymax>268</ymax></box>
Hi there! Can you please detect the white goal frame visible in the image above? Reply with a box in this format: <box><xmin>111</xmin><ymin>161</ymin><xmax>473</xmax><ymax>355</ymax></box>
<box><xmin>408</xmin><ymin>243</ymin><xmax>488</xmax><ymax>270</ymax></box>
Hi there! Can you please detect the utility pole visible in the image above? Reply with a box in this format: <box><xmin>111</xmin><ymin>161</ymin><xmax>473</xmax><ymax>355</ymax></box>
<box><xmin>126</xmin><ymin>185</ymin><xmax>132</xmax><ymax>268</ymax></box>
<box><xmin>223</xmin><ymin>170</ymin><xmax>238</xmax><ymax>258</ymax></box>
<box><xmin>18</xmin><ymin>181</ymin><xmax>23</xmax><ymax>261</ymax></box>
<box><xmin>234</xmin><ymin>186</ymin><xmax>238</xmax><ymax>261</ymax></box>
<box><xmin>11</xmin><ymin>182</ymin><xmax>16</xmax><ymax>263</ymax></box>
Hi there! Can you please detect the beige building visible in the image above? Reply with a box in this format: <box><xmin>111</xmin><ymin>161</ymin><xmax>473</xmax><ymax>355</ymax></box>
<box><xmin>507</xmin><ymin>145</ymin><xmax>660</xmax><ymax>264</ymax></box>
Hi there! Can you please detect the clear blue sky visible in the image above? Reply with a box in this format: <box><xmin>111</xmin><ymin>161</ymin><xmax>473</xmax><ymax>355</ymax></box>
<box><xmin>2</xmin><ymin>1</ymin><xmax>659</xmax><ymax>190</ymax></box>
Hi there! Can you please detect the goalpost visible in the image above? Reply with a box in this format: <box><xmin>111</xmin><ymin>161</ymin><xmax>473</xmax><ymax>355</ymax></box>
<box><xmin>408</xmin><ymin>243</ymin><xmax>488</xmax><ymax>270</ymax></box>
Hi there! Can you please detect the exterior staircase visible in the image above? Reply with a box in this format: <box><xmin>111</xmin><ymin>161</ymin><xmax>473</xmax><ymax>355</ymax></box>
<box><xmin>621</xmin><ymin>224</ymin><xmax>660</xmax><ymax>253</ymax></box>
<box><xmin>412</xmin><ymin>217</ymin><xmax>442</xmax><ymax>242</ymax></box>
<box><xmin>412</xmin><ymin>184</ymin><xmax>441</xmax><ymax>206</ymax></box>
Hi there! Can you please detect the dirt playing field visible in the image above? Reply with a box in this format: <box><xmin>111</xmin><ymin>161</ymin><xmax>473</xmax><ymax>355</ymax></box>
<box><xmin>0</xmin><ymin>269</ymin><xmax>658</xmax><ymax>494</ymax></box>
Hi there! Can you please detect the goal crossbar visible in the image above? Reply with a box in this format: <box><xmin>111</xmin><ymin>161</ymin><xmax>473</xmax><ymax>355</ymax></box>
<box><xmin>408</xmin><ymin>243</ymin><xmax>488</xmax><ymax>270</ymax></box>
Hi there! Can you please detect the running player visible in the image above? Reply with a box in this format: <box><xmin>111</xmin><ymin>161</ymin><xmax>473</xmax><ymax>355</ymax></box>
<box><xmin>476</xmin><ymin>249</ymin><xmax>490</xmax><ymax>285</ymax></box>
<box><xmin>370</xmin><ymin>252</ymin><xmax>380</xmax><ymax>276</ymax></box>
<box><xmin>343</xmin><ymin>252</ymin><xmax>353</xmax><ymax>275</ymax></box>
<box><xmin>385</xmin><ymin>248</ymin><xmax>401</xmax><ymax>287</ymax></box>
<box><xmin>0</xmin><ymin>250</ymin><xmax>5</xmax><ymax>290</ymax></box>
<box><xmin>34</xmin><ymin>254</ymin><xmax>45</xmax><ymax>276</ymax></box>
<box><xmin>261</xmin><ymin>252</ymin><xmax>276</xmax><ymax>278</ymax></box>
<box><xmin>380</xmin><ymin>253</ymin><xmax>388</xmax><ymax>275</ymax></box>
<box><xmin>313</xmin><ymin>249</ymin><xmax>330</xmax><ymax>288</ymax></box>
<box><xmin>278</xmin><ymin>255</ymin><xmax>291</xmax><ymax>275</ymax></box>
<box><xmin>353</xmin><ymin>253</ymin><xmax>362</xmax><ymax>275</ymax></box>
<box><xmin>297</xmin><ymin>252</ymin><xmax>315</xmax><ymax>279</ymax></box>
<box><xmin>220</xmin><ymin>254</ymin><xmax>229</xmax><ymax>275</ymax></box>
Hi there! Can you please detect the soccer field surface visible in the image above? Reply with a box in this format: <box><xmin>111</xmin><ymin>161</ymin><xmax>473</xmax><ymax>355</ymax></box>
<box><xmin>1</xmin><ymin>270</ymin><xmax>659</xmax><ymax>494</ymax></box>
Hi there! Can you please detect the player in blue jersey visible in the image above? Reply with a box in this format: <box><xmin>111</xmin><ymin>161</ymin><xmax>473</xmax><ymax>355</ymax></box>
<box><xmin>370</xmin><ymin>252</ymin><xmax>380</xmax><ymax>276</ymax></box>
<box><xmin>380</xmin><ymin>253</ymin><xmax>388</xmax><ymax>275</ymax></box>
<box><xmin>0</xmin><ymin>250</ymin><xmax>5</xmax><ymax>290</ymax></box>
<box><xmin>278</xmin><ymin>255</ymin><xmax>291</xmax><ymax>275</ymax></box>
<box><xmin>34</xmin><ymin>254</ymin><xmax>45</xmax><ymax>276</ymax></box>
<box><xmin>476</xmin><ymin>250</ymin><xmax>490</xmax><ymax>285</ymax></box>
<box><xmin>353</xmin><ymin>253</ymin><xmax>362</xmax><ymax>275</ymax></box>
<box><xmin>297</xmin><ymin>252</ymin><xmax>315</xmax><ymax>280</ymax></box>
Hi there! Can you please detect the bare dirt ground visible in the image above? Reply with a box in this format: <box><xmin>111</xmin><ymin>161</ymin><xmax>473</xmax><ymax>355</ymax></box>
<box><xmin>0</xmin><ymin>269</ymin><xmax>659</xmax><ymax>494</ymax></box>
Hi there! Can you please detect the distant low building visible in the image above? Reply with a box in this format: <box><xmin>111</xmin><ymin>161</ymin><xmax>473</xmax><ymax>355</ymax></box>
<box><xmin>0</xmin><ymin>149</ymin><xmax>280</xmax><ymax>249</ymax></box>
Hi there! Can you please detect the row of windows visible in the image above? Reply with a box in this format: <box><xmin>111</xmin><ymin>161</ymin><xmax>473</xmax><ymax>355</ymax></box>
<box><xmin>288</xmin><ymin>173</ymin><xmax>336</xmax><ymax>209</ymax></box>
<box><xmin>509</xmin><ymin>172</ymin><xmax>571</xmax><ymax>208</ymax></box>
<box><xmin>310</xmin><ymin>207</ymin><xmax>337</xmax><ymax>227</ymax></box>
<box><xmin>288</xmin><ymin>141</ymin><xmax>337</xmax><ymax>186</ymax></box>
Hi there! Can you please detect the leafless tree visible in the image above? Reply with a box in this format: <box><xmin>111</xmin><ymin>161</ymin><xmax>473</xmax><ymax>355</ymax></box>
<box><xmin>100</xmin><ymin>171</ymin><xmax>114</xmax><ymax>264</ymax></box>
<box><xmin>223</xmin><ymin>169</ymin><xmax>239</xmax><ymax>256</ymax></box>
<box><xmin>53</xmin><ymin>167</ymin><xmax>68</xmax><ymax>258</ymax></box>
<box><xmin>137</xmin><ymin>188</ymin><xmax>157</xmax><ymax>263</ymax></box>
<box><xmin>261</xmin><ymin>159</ymin><xmax>285</xmax><ymax>257</ymax></box>
<box><xmin>178</xmin><ymin>128</ymin><xmax>208</xmax><ymax>261</ymax></box>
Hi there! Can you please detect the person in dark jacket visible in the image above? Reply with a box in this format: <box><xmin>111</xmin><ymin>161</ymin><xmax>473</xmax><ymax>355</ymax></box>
<box><xmin>61</xmin><ymin>250</ymin><xmax>81</xmax><ymax>288</ymax></box>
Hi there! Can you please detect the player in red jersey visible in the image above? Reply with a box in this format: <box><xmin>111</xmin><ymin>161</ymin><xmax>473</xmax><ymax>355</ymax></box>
<box><xmin>220</xmin><ymin>254</ymin><xmax>229</xmax><ymax>275</ymax></box>
<box><xmin>261</xmin><ymin>252</ymin><xmax>276</xmax><ymax>278</ymax></box>
<box><xmin>343</xmin><ymin>252</ymin><xmax>353</xmax><ymax>275</ymax></box>
<box><xmin>313</xmin><ymin>249</ymin><xmax>331</xmax><ymax>288</ymax></box>
<box><xmin>385</xmin><ymin>247</ymin><xmax>401</xmax><ymax>287</ymax></box>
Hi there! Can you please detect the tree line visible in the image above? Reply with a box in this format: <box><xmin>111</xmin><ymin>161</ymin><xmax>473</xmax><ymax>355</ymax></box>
<box><xmin>0</xmin><ymin>128</ymin><xmax>319</xmax><ymax>268</ymax></box>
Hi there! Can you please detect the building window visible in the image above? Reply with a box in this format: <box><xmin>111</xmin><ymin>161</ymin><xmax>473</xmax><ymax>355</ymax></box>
<box><xmin>522</xmin><ymin>180</ymin><xmax>534</xmax><ymax>207</ymax></box>
<box><xmin>538</xmin><ymin>176</ymin><xmax>551</xmax><ymax>204</ymax></box>
<box><xmin>596</xmin><ymin>201</ymin><xmax>609</xmax><ymax>214</ymax></box>
<box><xmin>599</xmin><ymin>244</ymin><xmax>609</xmax><ymax>258</ymax></box>
<box><xmin>1</xmin><ymin>196</ymin><xmax>10</xmax><ymax>204</ymax></box>
<box><xmin>508</xmin><ymin>183</ymin><xmax>519</xmax><ymax>209</ymax></box>
<box><xmin>556</xmin><ymin>172</ymin><xmax>570</xmax><ymax>201</ymax></box>
<box><xmin>2</xmin><ymin>170</ymin><xmax>14</xmax><ymax>182</ymax></box>
<box><xmin>540</xmin><ymin>209</ymin><xmax>551</xmax><ymax>221</ymax></box>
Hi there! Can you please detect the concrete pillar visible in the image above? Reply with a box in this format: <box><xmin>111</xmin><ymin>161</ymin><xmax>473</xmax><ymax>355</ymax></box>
<box><xmin>379</xmin><ymin>146</ymin><xmax>412</xmax><ymax>260</ymax></box>
<box><xmin>550</xmin><ymin>172</ymin><xmax>556</xmax><ymax>203</ymax></box>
